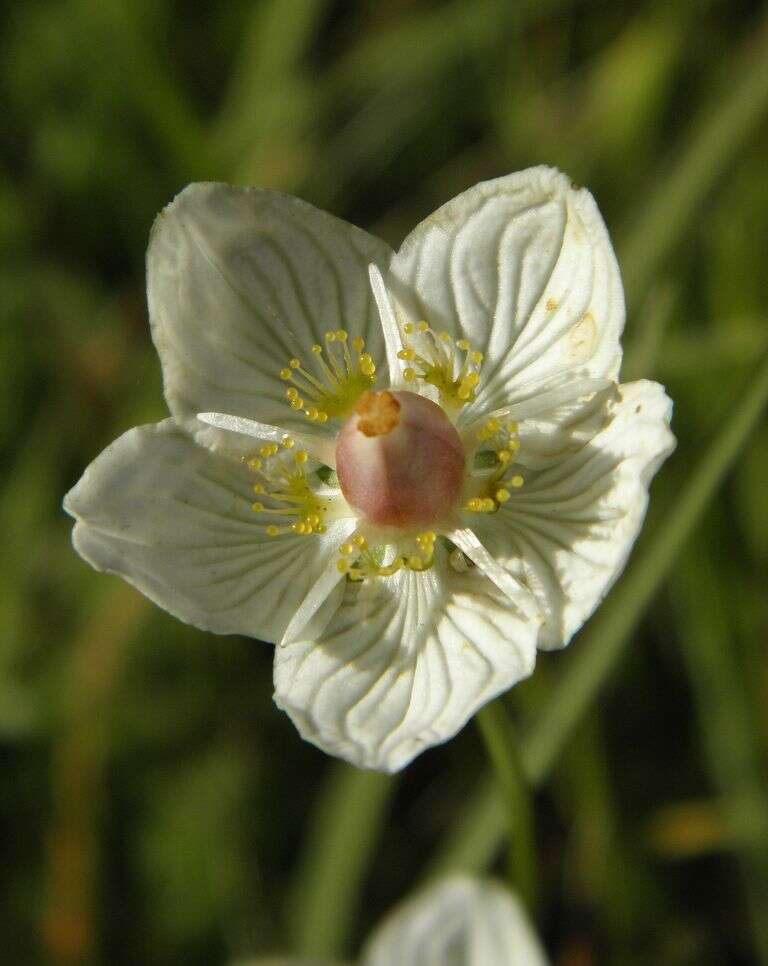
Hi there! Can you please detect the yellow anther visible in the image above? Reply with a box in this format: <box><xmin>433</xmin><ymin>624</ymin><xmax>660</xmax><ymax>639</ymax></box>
<box><xmin>352</xmin><ymin>336</ymin><xmax>365</xmax><ymax>351</ymax></box>
<box><xmin>403</xmin><ymin>367</ymin><xmax>416</xmax><ymax>383</ymax></box>
<box><xmin>471</xmin><ymin>350</ymin><xmax>484</xmax><ymax>364</ymax></box>
<box><xmin>511</xmin><ymin>475</ymin><xmax>524</xmax><ymax>488</ymax></box>
<box><xmin>281</xmin><ymin>436</ymin><xmax>295</xmax><ymax>449</ymax></box>
<box><xmin>259</xmin><ymin>445</ymin><xmax>273</xmax><ymax>458</ymax></box>
<box><xmin>359</xmin><ymin>354</ymin><xmax>376</xmax><ymax>376</ymax></box>
<box><xmin>353</xmin><ymin>535</ymin><xmax>367</xmax><ymax>548</ymax></box>
<box><xmin>306</xmin><ymin>407</ymin><xmax>319</xmax><ymax>420</ymax></box>
<box><xmin>417</xmin><ymin>321</ymin><xmax>429</xmax><ymax>333</ymax></box>
<box><xmin>496</xmin><ymin>488</ymin><xmax>510</xmax><ymax>503</ymax></box>
<box><xmin>290</xmin><ymin>397</ymin><xmax>304</xmax><ymax>410</ymax></box>
<box><xmin>457</xmin><ymin>386</ymin><xmax>472</xmax><ymax>401</ymax></box>
<box><xmin>317</xmin><ymin>412</ymin><xmax>329</xmax><ymax>423</ymax></box>
<box><xmin>403</xmin><ymin>322</ymin><xmax>414</xmax><ymax>334</ymax></box>
<box><xmin>294</xmin><ymin>451</ymin><xmax>309</xmax><ymax>464</ymax></box>
<box><xmin>312</xmin><ymin>344</ymin><xmax>323</xmax><ymax>355</ymax></box>
<box><xmin>289</xmin><ymin>358</ymin><xmax>301</xmax><ymax>369</ymax></box>
<box><xmin>266</xmin><ymin>525</ymin><xmax>280</xmax><ymax>537</ymax></box>
<box><xmin>286</xmin><ymin>387</ymin><xmax>299</xmax><ymax>399</ymax></box>
<box><xmin>482</xmin><ymin>498</ymin><xmax>496</xmax><ymax>512</ymax></box>
<box><xmin>507</xmin><ymin>421</ymin><xmax>519</xmax><ymax>433</ymax></box>
<box><xmin>337</xmin><ymin>559</ymin><xmax>350</xmax><ymax>573</ymax></box>
<box><xmin>340</xmin><ymin>542</ymin><xmax>354</xmax><ymax>556</ymax></box>
<box><xmin>407</xmin><ymin>555</ymin><xmax>423</xmax><ymax>570</ymax></box>
<box><xmin>280</xmin><ymin>368</ymin><xmax>292</xmax><ymax>380</ymax></box>
<box><xmin>248</xmin><ymin>458</ymin><xmax>261</xmax><ymax>471</ymax></box>
<box><xmin>456</xmin><ymin>339</ymin><xmax>469</xmax><ymax>351</ymax></box>
<box><xmin>252</xmin><ymin>484</ymin><xmax>265</xmax><ymax>495</ymax></box>
<box><xmin>439</xmin><ymin>331</ymin><xmax>451</xmax><ymax>343</ymax></box>
<box><xmin>486</xmin><ymin>419</ymin><xmax>500</xmax><ymax>433</ymax></box>
<box><xmin>251</xmin><ymin>501</ymin><xmax>264</xmax><ymax>512</ymax></box>
<box><xmin>464</xmin><ymin>372</ymin><xmax>479</xmax><ymax>387</ymax></box>
<box><xmin>397</xmin><ymin>348</ymin><xmax>415</xmax><ymax>361</ymax></box>
<box><xmin>325</xmin><ymin>331</ymin><xmax>336</xmax><ymax>342</ymax></box>
<box><xmin>336</xmin><ymin>330</ymin><xmax>347</xmax><ymax>342</ymax></box>
<box><xmin>498</xmin><ymin>450</ymin><xmax>511</xmax><ymax>463</ymax></box>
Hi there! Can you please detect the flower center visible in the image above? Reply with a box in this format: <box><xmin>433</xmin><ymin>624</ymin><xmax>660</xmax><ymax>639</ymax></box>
<box><xmin>335</xmin><ymin>389</ymin><xmax>465</xmax><ymax>529</ymax></box>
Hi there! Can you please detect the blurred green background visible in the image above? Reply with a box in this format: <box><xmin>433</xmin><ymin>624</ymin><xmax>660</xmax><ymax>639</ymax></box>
<box><xmin>2</xmin><ymin>0</ymin><xmax>768</xmax><ymax>963</ymax></box>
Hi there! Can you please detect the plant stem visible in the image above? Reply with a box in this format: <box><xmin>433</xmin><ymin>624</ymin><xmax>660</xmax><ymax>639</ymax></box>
<box><xmin>291</xmin><ymin>764</ymin><xmax>394</xmax><ymax>959</ymax></box>
<box><xmin>475</xmin><ymin>698</ymin><xmax>536</xmax><ymax>907</ymax></box>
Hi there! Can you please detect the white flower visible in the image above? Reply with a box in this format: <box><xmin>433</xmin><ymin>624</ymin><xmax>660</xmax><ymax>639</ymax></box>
<box><xmin>233</xmin><ymin>875</ymin><xmax>548</xmax><ymax>965</ymax></box>
<box><xmin>64</xmin><ymin>167</ymin><xmax>675</xmax><ymax>772</ymax></box>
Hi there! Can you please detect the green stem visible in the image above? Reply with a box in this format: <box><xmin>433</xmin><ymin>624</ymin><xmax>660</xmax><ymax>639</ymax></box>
<box><xmin>475</xmin><ymin>698</ymin><xmax>536</xmax><ymax>907</ymax></box>
<box><xmin>291</xmin><ymin>764</ymin><xmax>394</xmax><ymax>959</ymax></box>
<box><xmin>674</xmin><ymin>545</ymin><xmax>768</xmax><ymax>964</ymax></box>
<box><xmin>429</xmin><ymin>346</ymin><xmax>768</xmax><ymax>878</ymax></box>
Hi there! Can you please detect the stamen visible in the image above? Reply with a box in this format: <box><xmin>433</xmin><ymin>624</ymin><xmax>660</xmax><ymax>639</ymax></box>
<box><xmin>396</xmin><ymin>320</ymin><xmax>485</xmax><ymax>412</ymax></box>
<box><xmin>196</xmin><ymin>412</ymin><xmax>336</xmax><ymax>467</ymax></box>
<box><xmin>368</xmin><ymin>263</ymin><xmax>403</xmax><ymax>383</ymax></box>
<box><xmin>448</xmin><ymin>527</ymin><xmax>540</xmax><ymax>619</ymax></box>
<box><xmin>279</xmin><ymin>329</ymin><xmax>376</xmax><ymax>424</ymax></box>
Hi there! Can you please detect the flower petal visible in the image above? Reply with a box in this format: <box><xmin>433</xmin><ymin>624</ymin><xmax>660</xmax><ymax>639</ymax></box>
<box><xmin>147</xmin><ymin>183</ymin><xmax>393</xmax><ymax>453</ymax></box>
<box><xmin>63</xmin><ymin>420</ymin><xmax>353</xmax><ymax>643</ymax></box>
<box><xmin>388</xmin><ymin>166</ymin><xmax>624</xmax><ymax>424</ymax></box>
<box><xmin>361</xmin><ymin>875</ymin><xmax>548</xmax><ymax>965</ymax></box>
<box><xmin>468</xmin><ymin>380</ymin><xmax>675</xmax><ymax>650</ymax></box>
<box><xmin>273</xmin><ymin>555</ymin><xmax>538</xmax><ymax>772</ymax></box>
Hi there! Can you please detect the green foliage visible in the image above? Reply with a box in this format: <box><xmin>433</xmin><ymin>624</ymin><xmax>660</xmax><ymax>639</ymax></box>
<box><xmin>2</xmin><ymin>1</ymin><xmax>768</xmax><ymax>963</ymax></box>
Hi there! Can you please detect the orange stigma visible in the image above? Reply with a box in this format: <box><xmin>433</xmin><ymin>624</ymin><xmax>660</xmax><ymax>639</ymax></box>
<box><xmin>355</xmin><ymin>390</ymin><xmax>401</xmax><ymax>437</ymax></box>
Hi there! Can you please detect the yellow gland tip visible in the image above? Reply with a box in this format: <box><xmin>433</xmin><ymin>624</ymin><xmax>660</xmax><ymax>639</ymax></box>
<box><xmin>396</xmin><ymin>322</ymin><xmax>485</xmax><ymax>410</ymax></box>
<box><xmin>246</xmin><ymin>444</ymin><xmax>328</xmax><ymax>540</ymax></box>
<box><xmin>279</xmin><ymin>328</ymin><xmax>376</xmax><ymax>422</ymax></box>
<box><xmin>338</xmin><ymin>530</ymin><xmax>437</xmax><ymax>581</ymax></box>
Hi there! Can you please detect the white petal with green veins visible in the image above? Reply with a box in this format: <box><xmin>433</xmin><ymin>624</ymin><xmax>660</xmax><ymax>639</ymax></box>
<box><xmin>147</xmin><ymin>183</ymin><xmax>393</xmax><ymax>455</ymax></box>
<box><xmin>468</xmin><ymin>380</ymin><xmax>675</xmax><ymax>650</ymax></box>
<box><xmin>273</xmin><ymin>560</ymin><xmax>538</xmax><ymax>772</ymax></box>
<box><xmin>388</xmin><ymin>166</ymin><xmax>624</xmax><ymax>427</ymax></box>
<box><xmin>63</xmin><ymin>419</ymin><xmax>354</xmax><ymax>644</ymax></box>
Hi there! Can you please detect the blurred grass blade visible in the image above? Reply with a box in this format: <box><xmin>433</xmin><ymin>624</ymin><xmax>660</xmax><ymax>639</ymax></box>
<box><xmin>622</xmin><ymin>280</ymin><xmax>676</xmax><ymax>381</ymax></box>
<box><xmin>429</xmin><ymin>345</ymin><xmax>768</xmax><ymax>877</ymax></box>
<box><xmin>674</xmin><ymin>545</ymin><xmax>768</xmax><ymax>963</ymax></box>
<box><xmin>619</xmin><ymin>10</ymin><xmax>768</xmax><ymax>308</ymax></box>
<box><xmin>291</xmin><ymin>764</ymin><xmax>393</xmax><ymax>959</ymax></box>
<box><xmin>475</xmin><ymin>699</ymin><xmax>536</xmax><ymax>907</ymax></box>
